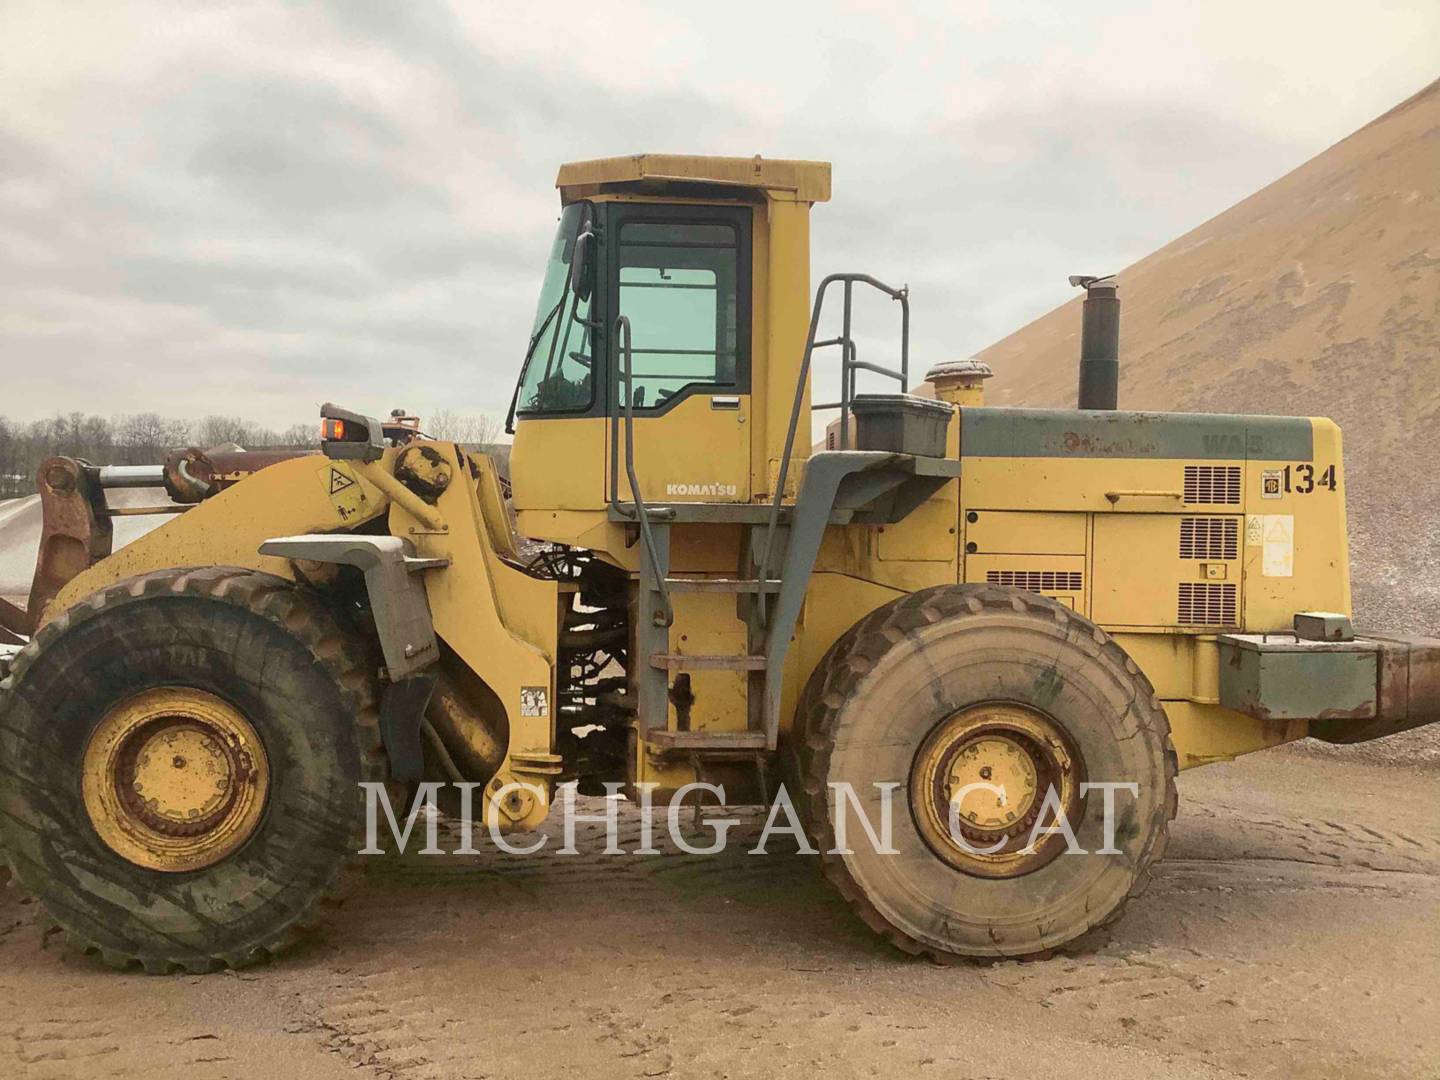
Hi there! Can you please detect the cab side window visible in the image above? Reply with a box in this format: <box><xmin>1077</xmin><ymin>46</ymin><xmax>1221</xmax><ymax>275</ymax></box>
<box><xmin>616</xmin><ymin>220</ymin><xmax>742</xmax><ymax>410</ymax></box>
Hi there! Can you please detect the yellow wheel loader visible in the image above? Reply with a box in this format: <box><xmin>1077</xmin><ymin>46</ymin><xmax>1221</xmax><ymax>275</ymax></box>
<box><xmin>1</xmin><ymin>154</ymin><xmax>1436</xmax><ymax>973</ymax></box>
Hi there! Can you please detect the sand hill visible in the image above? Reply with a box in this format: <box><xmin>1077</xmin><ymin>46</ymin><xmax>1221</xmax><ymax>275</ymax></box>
<box><xmin>979</xmin><ymin>78</ymin><xmax>1440</xmax><ymax>636</ymax></box>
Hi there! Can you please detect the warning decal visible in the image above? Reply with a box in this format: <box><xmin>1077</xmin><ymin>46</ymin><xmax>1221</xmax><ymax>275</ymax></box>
<box><xmin>520</xmin><ymin>687</ymin><xmax>549</xmax><ymax>717</ymax></box>
<box><xmin>321</xmin><ymin>462</ymin><xmax>367</xmax><ymax>521</ymax></box>
<box><xmin>1261</xmin><ymin>514</ymin><xmax>1294</xmax><ymax>578</ymax></box>
<box><xmin>329</xmin><ymin>467</ymin><xmax>356</xmax><ymax>495</ymax></box>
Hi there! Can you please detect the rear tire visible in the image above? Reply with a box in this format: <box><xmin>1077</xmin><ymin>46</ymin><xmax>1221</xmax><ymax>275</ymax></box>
<box><xmin>0</xmin><ymin>567</ymin><xmax>384</xmax><ymax>972</ymax></box>
<box><xmin>791</xmin><ymin>584</ymin><xmax>1177</xmax><ymax>961</ymax></box>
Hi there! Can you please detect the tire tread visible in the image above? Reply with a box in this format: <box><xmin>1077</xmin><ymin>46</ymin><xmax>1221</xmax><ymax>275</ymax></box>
<box><xmin>0</xmin><ymin>566</ymin><xmax>385</xmax><ymax>973</ymax></box>
<box><xmin>788</xmin><ymin>584</ymin><xmax>1179</xmax><ymax>963</ymax></box>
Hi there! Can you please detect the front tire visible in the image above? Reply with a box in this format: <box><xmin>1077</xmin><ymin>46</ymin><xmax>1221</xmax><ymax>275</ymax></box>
<box><xmin>792</xmin><ymin>584</ymin><xmax>1177</xmax><ymax>961</ymax></box>
<box><xmin>0</xmin><ymin>567</ymin><xmax>384</xmax><ymax>972</ymax></box>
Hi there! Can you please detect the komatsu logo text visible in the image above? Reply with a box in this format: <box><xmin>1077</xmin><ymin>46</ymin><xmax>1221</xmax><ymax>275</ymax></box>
<box><xmin>665</xmin><ymin>482</ymin><xmax>738</xmax><ymax>498</ymax></box>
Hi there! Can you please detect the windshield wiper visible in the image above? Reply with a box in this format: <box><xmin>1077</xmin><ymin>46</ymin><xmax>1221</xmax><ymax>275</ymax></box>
<box><xmin>525</xmin><ymin>298</ymin><xmax>565</xmax><ymax>358</ymax></box>
<box><xmin>505</xmin><ymin>297</ymin><xmax>569</xmax><ymax>434</ymax></box>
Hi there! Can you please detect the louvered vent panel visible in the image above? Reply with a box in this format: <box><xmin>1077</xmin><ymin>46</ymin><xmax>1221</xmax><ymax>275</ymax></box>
<box><xmin>1183</xmin><ymin>465</ymin><xmax>1242</xmax><ymax>505</ymax></box>
<box><xmin>1179</xmin><ymin>517</ymin><xmax>1239</xmax><ymax>560</ymax></box>
<box><xmin>1177</xmin><ymin>582</ymin><xmax>1238</xmax><ymax>625</ymax></box>
<box><xmin>987</xmin><ymin>570</ymin><xmax>1083</xmax><ymax>592</ymax></box>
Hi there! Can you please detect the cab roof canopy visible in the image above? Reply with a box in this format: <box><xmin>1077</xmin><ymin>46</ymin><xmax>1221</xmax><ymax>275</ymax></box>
<box><xmin>556</xmin><ymin>154</ymin><xmax>832</xmax><ymax>204</ymax></box>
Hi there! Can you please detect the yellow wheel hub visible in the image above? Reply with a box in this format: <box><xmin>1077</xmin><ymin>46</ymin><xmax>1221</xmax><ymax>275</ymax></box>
<box><xmin>945</xmin><ymin>735</ymin><xmax>1040</xmax><ymax>830</ymax></box>
<box><xmin>910</xmin><ymin>702</ymin><xmax>1083</xmax><ymax>879</ymax></box>
<box><xmin>82</xmin><ymin>688</ymin><xmax>270</xmax><ymax>873</ymax></box>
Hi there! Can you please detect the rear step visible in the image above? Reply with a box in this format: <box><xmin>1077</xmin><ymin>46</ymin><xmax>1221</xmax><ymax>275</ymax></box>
<box><xmin>663</xmin><ymin>577</ymin><xmax>782</xmax><ymax>593</ymax></box>
<box><xmin>645</xmin><ymin>729</ymin><xmax>768</xmax><ymax>750</ymax></box>
<box><xmin>649</xmin><ymin>653</ymin><xmax>767</xmax><ymax>671</ymax></box>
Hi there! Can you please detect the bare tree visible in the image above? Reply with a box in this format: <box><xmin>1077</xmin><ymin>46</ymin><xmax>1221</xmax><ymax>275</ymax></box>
<box><xmin>0</xmin><ymin>410</ymin><xmax>332</xmax><ymax>496</ymax></box>
<box><xmin>0</xmin><ymin>417</ymin><xmax>20</xmax><ymax>498</ymax></box>
<box><xmin>194</xmin><ymin>415</ymin><xmax>251</xmax><ymax>449</ymax></box>
<box><xmin>277</xmin><ymin>423</ymin><xmax>319</xmax><ymax>447</ymax></box>
<box><xmin>425</xmin><ymin>410</ymin><xmax>498</xmax><ymax>447</ymax></box>
<box><xmin>80</xmin><ymin>414</ymin><xmax>114</xmax><ymax>461</ymax></box>
<box><xmin>45</xmin><ymin>412</ymin><xmax>106</xmax><ymax>459</ymax></box>
<box><xmin>194</xmin><ymin>416</ymin><xmax>289</xmax><ymax>449</ymax></box>
<box><xmin>116</xmin><ymin>413</ymin><xmax>190</xmax><ymax>465</ymax></box>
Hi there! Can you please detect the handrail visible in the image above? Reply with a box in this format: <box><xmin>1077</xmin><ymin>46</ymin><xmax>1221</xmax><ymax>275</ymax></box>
<box><xmin>755</xmin><ymin>273</ymin><xmax>909</xmax><ymax>628</ymax></box>
<box><xmin>612</xmin><ymin>316</ymin><xmax>673</xmax><ymax>628</ymax></box>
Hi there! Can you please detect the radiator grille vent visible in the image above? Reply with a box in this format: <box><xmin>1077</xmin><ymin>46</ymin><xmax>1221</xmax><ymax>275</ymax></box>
<box><xmin>1177</xmin><ymin>582</ymin><xmax>1238</xmax><ymax>625</ymax></box>
<box><xmin>1179</xmin><ymin>517</ymin><xmax>1239</xmax><ymax>560</ymax></box>
<box><xmin>1183</xmin><ymin>465</ymin><xmax>1241</xmax><ymax>505</ymax></box>
<box><xmin>987</xmin><ymin>570</ymin><xmax>1083</xmax><ymax>592</ymax></box>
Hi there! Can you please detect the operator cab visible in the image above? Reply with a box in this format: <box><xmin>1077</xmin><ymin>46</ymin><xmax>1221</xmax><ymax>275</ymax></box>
<box><xmin>505</xmin><ymin>155</ymin><xmax>833</xmax><ymax>533</ymax></box>
<box><xmin>507</xmin><ymin>200</ymin><xmax>749</xmax><ymax>427</ymax></box>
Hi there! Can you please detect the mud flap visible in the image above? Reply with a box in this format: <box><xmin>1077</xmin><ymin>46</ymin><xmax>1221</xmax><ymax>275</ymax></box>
<box><xmin>380</xmin><ymin>674</ymin><xmax>438</xmax><ymax>783</ymax></box>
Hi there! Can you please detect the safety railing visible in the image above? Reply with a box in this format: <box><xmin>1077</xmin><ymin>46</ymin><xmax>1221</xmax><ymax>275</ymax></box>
<box><xmin>756</xmin><ymin>273</ymin><xmax>910</xmax><ymax>627</ymax></box>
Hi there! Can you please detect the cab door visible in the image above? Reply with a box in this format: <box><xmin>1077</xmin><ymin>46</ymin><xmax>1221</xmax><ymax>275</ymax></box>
<box><xmin>605</xmin><ymin>203</ymin><xmax>752</xmax><ymax>504</ymax></box>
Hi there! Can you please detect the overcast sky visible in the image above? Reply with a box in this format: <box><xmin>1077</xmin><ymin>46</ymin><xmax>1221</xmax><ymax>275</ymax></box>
<box><xmin>2</xmin><ymin>1</ymin><xmax>1436</xmax><ymax>432</ymax></box>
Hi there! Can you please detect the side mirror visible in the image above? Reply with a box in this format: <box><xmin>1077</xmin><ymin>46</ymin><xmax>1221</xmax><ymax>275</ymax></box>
<box><xmin>569</xmin><ymin>230</ymin><xmax>594</xmax><ymax>302</ymax></box>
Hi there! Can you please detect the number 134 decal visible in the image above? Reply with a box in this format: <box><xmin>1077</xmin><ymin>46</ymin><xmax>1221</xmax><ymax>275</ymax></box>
<box><xmin>1261</xmin><ymin>464</ymin><xmax>1336</xmax><ymax>498</ymax></box>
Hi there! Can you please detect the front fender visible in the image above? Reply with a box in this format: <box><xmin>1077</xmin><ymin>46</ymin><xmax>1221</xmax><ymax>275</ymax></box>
<box><xmin>43</xmin><ymin>455</ymin><xmax>391</xmax><ymax>627</ymax></box>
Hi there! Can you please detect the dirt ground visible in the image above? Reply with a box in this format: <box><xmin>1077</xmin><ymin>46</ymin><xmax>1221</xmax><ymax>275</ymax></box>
<box><xmin>2</xmin><ymin>744</ymin><xmax>1436</xmax><ymax>1080</ymax></box>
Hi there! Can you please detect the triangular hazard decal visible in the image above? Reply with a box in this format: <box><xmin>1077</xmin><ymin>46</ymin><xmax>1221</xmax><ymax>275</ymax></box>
<box><xmin>329</xmin><ymin>467</ymin><xmax>356</xmax><ymax>495</ymax></box>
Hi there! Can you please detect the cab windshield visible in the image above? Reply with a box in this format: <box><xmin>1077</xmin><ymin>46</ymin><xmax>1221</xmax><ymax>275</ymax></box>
<box><xmin>510</xmin><ymin>202</ymin><xmax>595</xmax><ymax>424</ymax></box>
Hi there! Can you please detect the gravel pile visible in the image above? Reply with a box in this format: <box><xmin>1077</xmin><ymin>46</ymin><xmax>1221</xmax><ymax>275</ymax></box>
<box><xmin>978</xmin><ymin>80</ymin><xmax>1440</xmax><ymax>766</ymax></box>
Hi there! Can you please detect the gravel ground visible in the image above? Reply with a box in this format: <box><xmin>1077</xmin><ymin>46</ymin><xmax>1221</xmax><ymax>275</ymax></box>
<box><xmin>1</xmin><ymin>749</ymin><xmax>1437</xmax><ymax>1080</ymax></box>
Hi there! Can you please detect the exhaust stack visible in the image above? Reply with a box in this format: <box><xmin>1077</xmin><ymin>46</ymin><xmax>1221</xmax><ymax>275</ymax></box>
<box><xmin>1070</xmin><ymin>274</ymin><xmax>1119</xmax><ymax>410</ymax></box>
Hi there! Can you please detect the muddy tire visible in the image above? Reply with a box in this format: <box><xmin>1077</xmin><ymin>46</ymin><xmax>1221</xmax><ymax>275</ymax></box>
<box><xmin>0</xmin><ymin>567</ymin><xmax>384</xmax><ymax>972</ymax></box>
<box><xmin>790</xmin><ymin>584</ymin><xmax>1177</xmax><ymax>962</ymax></box>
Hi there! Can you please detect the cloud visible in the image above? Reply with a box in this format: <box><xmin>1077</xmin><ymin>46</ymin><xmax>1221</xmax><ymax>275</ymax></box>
<box><xmin>1</xmin><ymin>0</ymin><xmax>1436</xmax><ymax>428</ymax></box>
